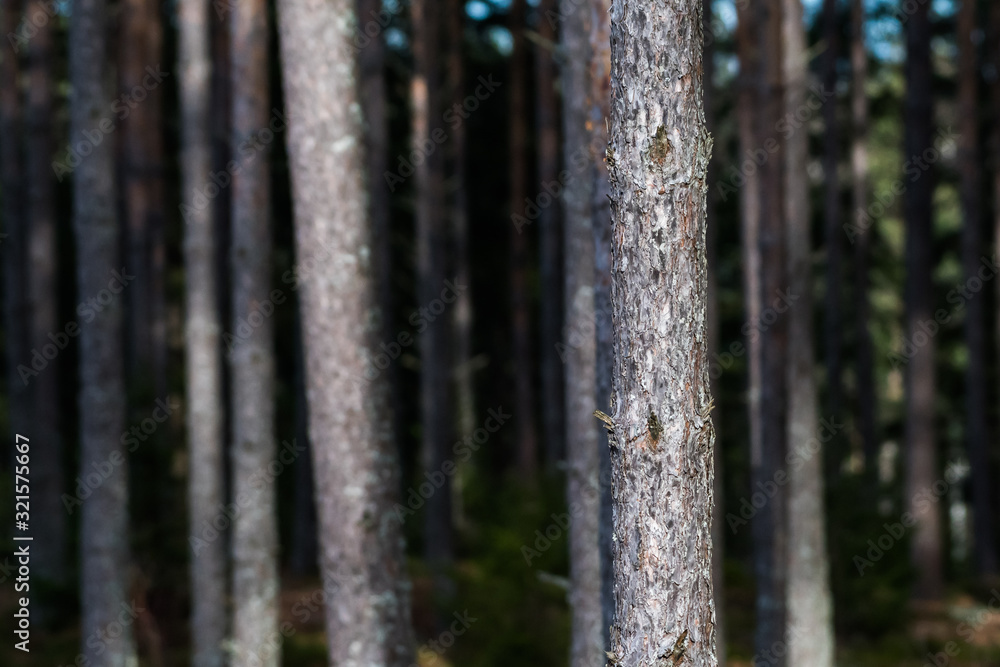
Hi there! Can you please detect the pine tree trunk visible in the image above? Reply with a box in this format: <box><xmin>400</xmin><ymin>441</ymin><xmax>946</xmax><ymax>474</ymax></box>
<box><xmin>783</xmin><ymin>2</ymin><xmax>834</xmax><ymax>664</ymax></box>
<box><xmin>289</xmin><ymin>314</ymin><xmax>317</xmax><ymax>575</ymax></box>
<box><xmin>821</xmin><ymin>0</ymin><xmax>842</xmax><ymax>425</ymax></box>
<box><xmin>903</xmin><ymin>0</ymin><xmax>943</xmax><ymax>602</ymax></box>
<box><xmin>179</xmin><ymin>0</ymin><xmax>227</xmax><ymax>658</ymax></box>
<box><xmin>605</xmin><ymin>0</ymin><xmax>716</xmax><ymax>664</ymax></box>
<box><xmin>588</xmin><ymin>0</ymin><xmax>614</xmax><ymax>649</ymax></box>
<box><xmin>71</xmin><ymin>0</ymin><xmax>137</xmax><ymax>662</ymax></box>
<box><xmin>510</xmin><ymin>0</ymin><xmax>538</xmax><ymax>477</ymax></box>
<box><xmin>229</xmin><ymin>0</ymin><xmax>279</xmax><ymax>659</ymax></box>
<box><xmin>537</xmin><ymin>0</ymin><xmax>564</xmax><ymax>469</ymax></box>
<box><xmin>560</xmin><ymin>2</ymin><xmax>602</xmax><ymax>664</ymax></box>
<box><xmin>850</xmin><ymin>0</ymin><xmax>877</xmax><ymax>474</ymax></box>
<box><xmin>957</xmin><ymin>0</ymin><xmax>996</xmax><ymax>578</ymax></box>
<box><xmin>276</xmin><ymin>0</ymin><xmax>416</xmax><ymax>660</ymax></box>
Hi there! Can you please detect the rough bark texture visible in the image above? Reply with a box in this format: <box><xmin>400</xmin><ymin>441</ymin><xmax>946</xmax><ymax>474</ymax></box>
<box><xmin>957</xmin><ymin>0</ymin><xmax>996</xmax><ymax>577</ymax></box>
<box><xmin>509</xmin><ymin>0</ymin><xmax>538</xmax><ymax>477</ymax></box>
<box><xmin>821</xmin><ymin>0</ymin><xmax>842</xmax><ymax>425</ymax></box>
<box><xmin>560</xmin><ymin>2</ymin><xmax>603</xmax><ymax>664</ymax></box>
<box><xmin>605</xmin><ymin>0</ymin><xmax>717</xmax><ymax>664</ymax></box>
<box><xmin>180</xmin><ymin>0</ymin><xmax>227</xmax><ymax>659</ymax></box>
<box><xmin>276</xmin><ymin>0</ymin><xmax>416</xmax><ymax>661</ymax></box>
<box><xmin>229</xmin><ymin>0</ymin><xmax>279</xmax><ymax>659</ymax></box>
<box><xmin>783</xmin><ymin>1</ymin><xmax>834</xmax><ymax>664</ymax></box>
<box><xmin>538</xmin><ymin>0</ymin><xmax>564</xmax><ymax>469</ymax></box>
<box><xmin>411</xmin><ymin>0</ymin><xmax>454</xmax><ymax>600</ymax></box>
<box><xmin>23</xmin><ymin>0</ymin><xmax>66</xmax><ymax>588</ymax></box>
<box><xmin>588</xmin><ymin>0</ymin><xmax>615</xmax><ymax>650</ymax></box>
<box><xmin>71</xmin><ymin>0</ymin><xmax>137</xmax><ymax>662</ymax></box>
<box><xmin>850</xmin><ymin>0</ymin><xmax>877</xmax><ymax>472</ymax></box>
<box><xmin>903</xmin><ymin>0</ymin><xmax>942</xmax><ymax>602</ymax></box>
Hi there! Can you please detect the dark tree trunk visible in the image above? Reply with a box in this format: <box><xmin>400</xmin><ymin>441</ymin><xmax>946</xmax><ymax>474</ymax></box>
<box><xmin>957</xmin><ymin>0</ymin><xmax>996</xmax><ymax>577</ymax></box>
<box><xmin>289</xmin><ymin>313</ymin><xmax>317</xmax><ymax>576</ymax></box>
<box><xmin>821</xmin><ymin>0</ymin><xmax>842</xmax><ymax>427</ymax></box>
<box><xmin>903</xmin><ymin>0</ymin><xmax>943</xmax><ymax>602</ymax></box>
<box><xmin>605</xmin><ymin>0</ymin><xmax>717</xmax><ymax>664</ymax></box>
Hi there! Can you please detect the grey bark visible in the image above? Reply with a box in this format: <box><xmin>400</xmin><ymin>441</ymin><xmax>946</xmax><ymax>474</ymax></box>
<box><xmin>560</xmin><ymin>2</ymin><xmax>603</xmax><ymax>664</ymax></box>
<box><xmin>180</xmin><ymin>0</ymin><xmax>228</xmax><ymax>658</ymax></box>
<box><xmin>850</xmin><ymin>0</ymin><xmax>877</xmax><ymax>473</ymax></box>
<box><xmin>957</xmin><ymin>0</ymin><xmax>996</xmax><ymax>577</ymax></box>
<box><xmin>276</xmin><ymin>0</ymin><xmax>416</xmax><ymax>661</ymax></box>
<box><xmin>70</xmin><ymin>0</ymin><xmax>137</xmax><ymax>662</ymax></box>
<box><xmin>605</xmin><ymin>0</ymin><xmax>717</xmax><ymax>664</ymax></box>
<box><xmin>783</xmin><ymin>1</ymin><xmax>834</xmax><ymax>664</ymax></box>
<box><xmin>229</xmin><ymin>0</ymin><xmax>279</xmax><ymax>659</ymax></box>
<box><xmin>903</xmin><ymin>0</ymin><xmax>943</xmax><ymax>602</ymax></box>
<box><xmin>588</xmin><ymin>0</ymin><xmax>614</xmax><ymax>650</ymax></box>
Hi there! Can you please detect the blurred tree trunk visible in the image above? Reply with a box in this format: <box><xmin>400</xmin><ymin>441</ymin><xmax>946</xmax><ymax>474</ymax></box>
<box><xmin>412</xmin><ymin>0</ymin><xmax>454</xmax><ymax>603</ymax></box>
<box><xmin>560</xmin><ymin>2</ymin><xmax>602</xmax><ymax>665</ymax></box>
<box><xmin>70</xmin><ymin>0</ymin><xmax>137</xmax><ymax>662</ymax></box>
<box><xmin>605</xmin><ymin>0</ymin><xmax>716</xmax><ymax>664</ymax></box>
<box><xmin>783</xmin><ymin>1</ymin><xmax>834</xmax><ymax>664</ymax></box>
<box><xmin>589</xmin><ymin>0</ymin><xmax>614</xmax><ymax>650</ymax></box>
<box><xmin>179</xmin><ymin>0</ymin><xmax>227</xmax><ymax>661</ymax></box>
<box><xmin>752</xmin><ymin>1</ymin><xmax>788</xmax><ymax>661</ymax></box>
<box><xmin>23</xmin><ymin>0</ymin><xmax>67</xmax><ymax>588</ymax></box>
<box><xmin>957</xmin><ymin>0</ymin><xmax>996</xmax><ymax>578</ymax></box>
<box><xmin>289</xmin><ymin>314</ymin><xmax>317</xmax><ymax>575</ymax></box>
<box><xmin>994</xmin><ymin>0</ymin><xmax>1000</xmax><ymax>511</ymax></box>
<box><xmin>903</xmin><ymin>0</ymin><xmax>943</xmax><ymax>602</ymax></box>
<box><xmin>120</xmin><ymin>0</ymin><xmax>167</xmax><ymax>394</ymax></box>
<box><xmin>703</xmin><ymin>1</ymin><xmax>725</xmax><ymax>662</ymax></box>
<box><xmin>850</xmin><ymin>0</ymin><xmax>877</xmax><ymax>473</ymax></box>
<box><xmin>229</xmin><ymin>0</ymin><xmax>279</xmax><ymax>659</ymax></box>
<box><xmin>821</xmin><ymin>0</ymin><xmax>842</xmax><ymax>426</ymax></box>
<box><xmin>510</xmin><ymin>0</ymin><xmax>537</xmax><ymax>477</ymax></box>
<box><xmin>537</xmin><ymin>0</ymin><xmax>564</xmax><ymax>470</ymax></box>
<box><xmin>276</xmin><ymin>0</ymin><xmax>416</xmax><ymax>659</ymax></box>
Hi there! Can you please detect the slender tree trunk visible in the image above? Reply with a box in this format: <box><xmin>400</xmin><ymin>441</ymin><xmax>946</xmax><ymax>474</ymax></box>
<box><xmin>821</xmin><ymin>0</ymin><xmax>842</xmax><ymax>426</ymax></box>
<box><xmin>783</xmin><ymin>1</ymin><xmax>834</xmax><ymax>664</ymax></box>
<box><xmin>276</xmin><ymin>0</ymin><xmax>416</xmax><ymax>660</ymax></box>
<box><xmin>560</xmin><ymin>3</ymin><xmax>602</xmax><ymax>664</ymax></box>
<box><xmin>24</xmin><ymin>0</ymin><xmax>65</xmax><ymax>588</ymax></box>
<box><xmin>179</xmin><ymin>0</ymin><xmax>227</xmax><ymax>658</ymax></box>
<box><xmin>289</xmin><ymin>314</ymin><xmax>317</xmax><ymax>575</ymax></box>
<box><xmin>588</xmin><ymin>0</ymin><xmax>614</xmax><ymax>650</ymax></box>
<box><xmin>537</xmin><ymin>0</ymin><xmax>564</xmax><ymax>469</ymax></box>
<box><xmin>958</xmin><ymin>0</ymin><xmax>996</xmax><ymax>578</ymax></box>
<box><xmin>903</xmin><ymin>0</ymin><xmax>943</xmax><ymax>602</ymax></box>
<box><xmin>229</xmin><ymin>0</ymin><xmax>279</xmax><ymax>659</ymax></box>
<box><xmin>850</xmin><ymin>0</ymin><xmax>877</xmax><ymax>474</ymax></box>
<box><xmin>994</xmin><ymin>0</ymin><xmax>1000</xmax><ymax>517</ymax></box>
<box><xmin>605</xmin><ymin>0</ymin><xmax>716</xmax><ymax>664</ymax></box>
<box><xmin>71</xmin><ymin>0</ymin><xmax>137</xmax><ymax>662</ymax></box>
<box><xmin>510</xmin><ymin>0</ymin><xmax>537</xmax><ymax>477</ymax></box>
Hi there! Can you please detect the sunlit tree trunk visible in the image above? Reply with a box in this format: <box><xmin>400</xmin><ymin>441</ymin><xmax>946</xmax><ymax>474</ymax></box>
<box><xmin>903</xmin><ymin>0</ymin><xmax>943</xmax><ymax>602</ymax></box>
<box><xmin>783</xmin><ymin>1</ymin><xmax>834</xmax><ymax>664</ymax></box>
<box><xmin>276</xmin><ymin>0</ymin><xmax>416</xmax><ymax>659</ymax></box>
<box><xmin>605</xmin><ymin>0</ymin><xmax>716</xmax><ymax>664</ymax></box>
<box><xmin>179</xmin><ymin>0</ymin><xmax>227</xmax><ymax>659</ymax></box>
<box><xmin>957</xmin><ymin>0</ymin><xmax>996</xmax><ymax>578</ymax></box>
<box><xmin>229</xmin><ymin>0</ymin><xmax>279</xmax><ymax>659</ymax></box>
<box><xmin>71</xmin><ymin>0</ymin><xmax>137</xmax><ymax>662</ymax></box>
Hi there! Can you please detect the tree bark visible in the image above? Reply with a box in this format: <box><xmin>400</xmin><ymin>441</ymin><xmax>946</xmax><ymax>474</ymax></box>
<box><xmin>560</xmin><ymin>2</ymin><xmax>603</xmax><ymax>664</ymax></box>
<box><xmin>71</xmin><ymin>0</ymin><xmax>137</xmax><ymax>662</ymax></box>
<box><xmin>821</xmin><ymin>0</ymin><xmax>842</xmax><ymax>426</ymax></box>
<box><xmin>229</xmin><ymin>0</ymin><xmax>279</xmax><ymax>659</ymax></box>
<box><xmin>957</xmin><ymin>0</ymin><xmax>996</xmax><ymax>578</ymax></box>
<box><xmin>783</xmin><ymin>1</ymin><xmax>834</xmax><ymax>664</ymax></box>
<box><xmin>276</xmin><ymin>0</ymin><xmax>416</xmax><ymax>660</ymax></box>
<box><xmin>588</xmin><ymin>0</ymin><xmax>614</xmax><ymax>650</ymax></box>
<box><xmin>850</xmin><ymin>0</ymin><xmax>877</xmax><ymax>474</ymax></box>
<box><xmin>903</xmin><ymin>0</ymin><xmax>943</xmax><ymax>602</ymax></box>
<box><xmin>179</xmin><ymin>0</ymin><xmax>227</xmax><ymax>658</ymax></box>
<box><xmin>605</xmin><ymin>0</ymin><xmax>716</xmax><ymax>664</ymax></box>
<box><xmin>537</xmin><ymin>0</ymin><xmax>564</xmax><ymax>469</ymax></box>
<box><xmin>509</xmin><ymin>0</ymin><xmax>538</xmax><ymax>477</ymax></box>
<box><xmin>411</xmin><ymin>0</ymin><xmax>454</xmax><ymax>601</ymax></box>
